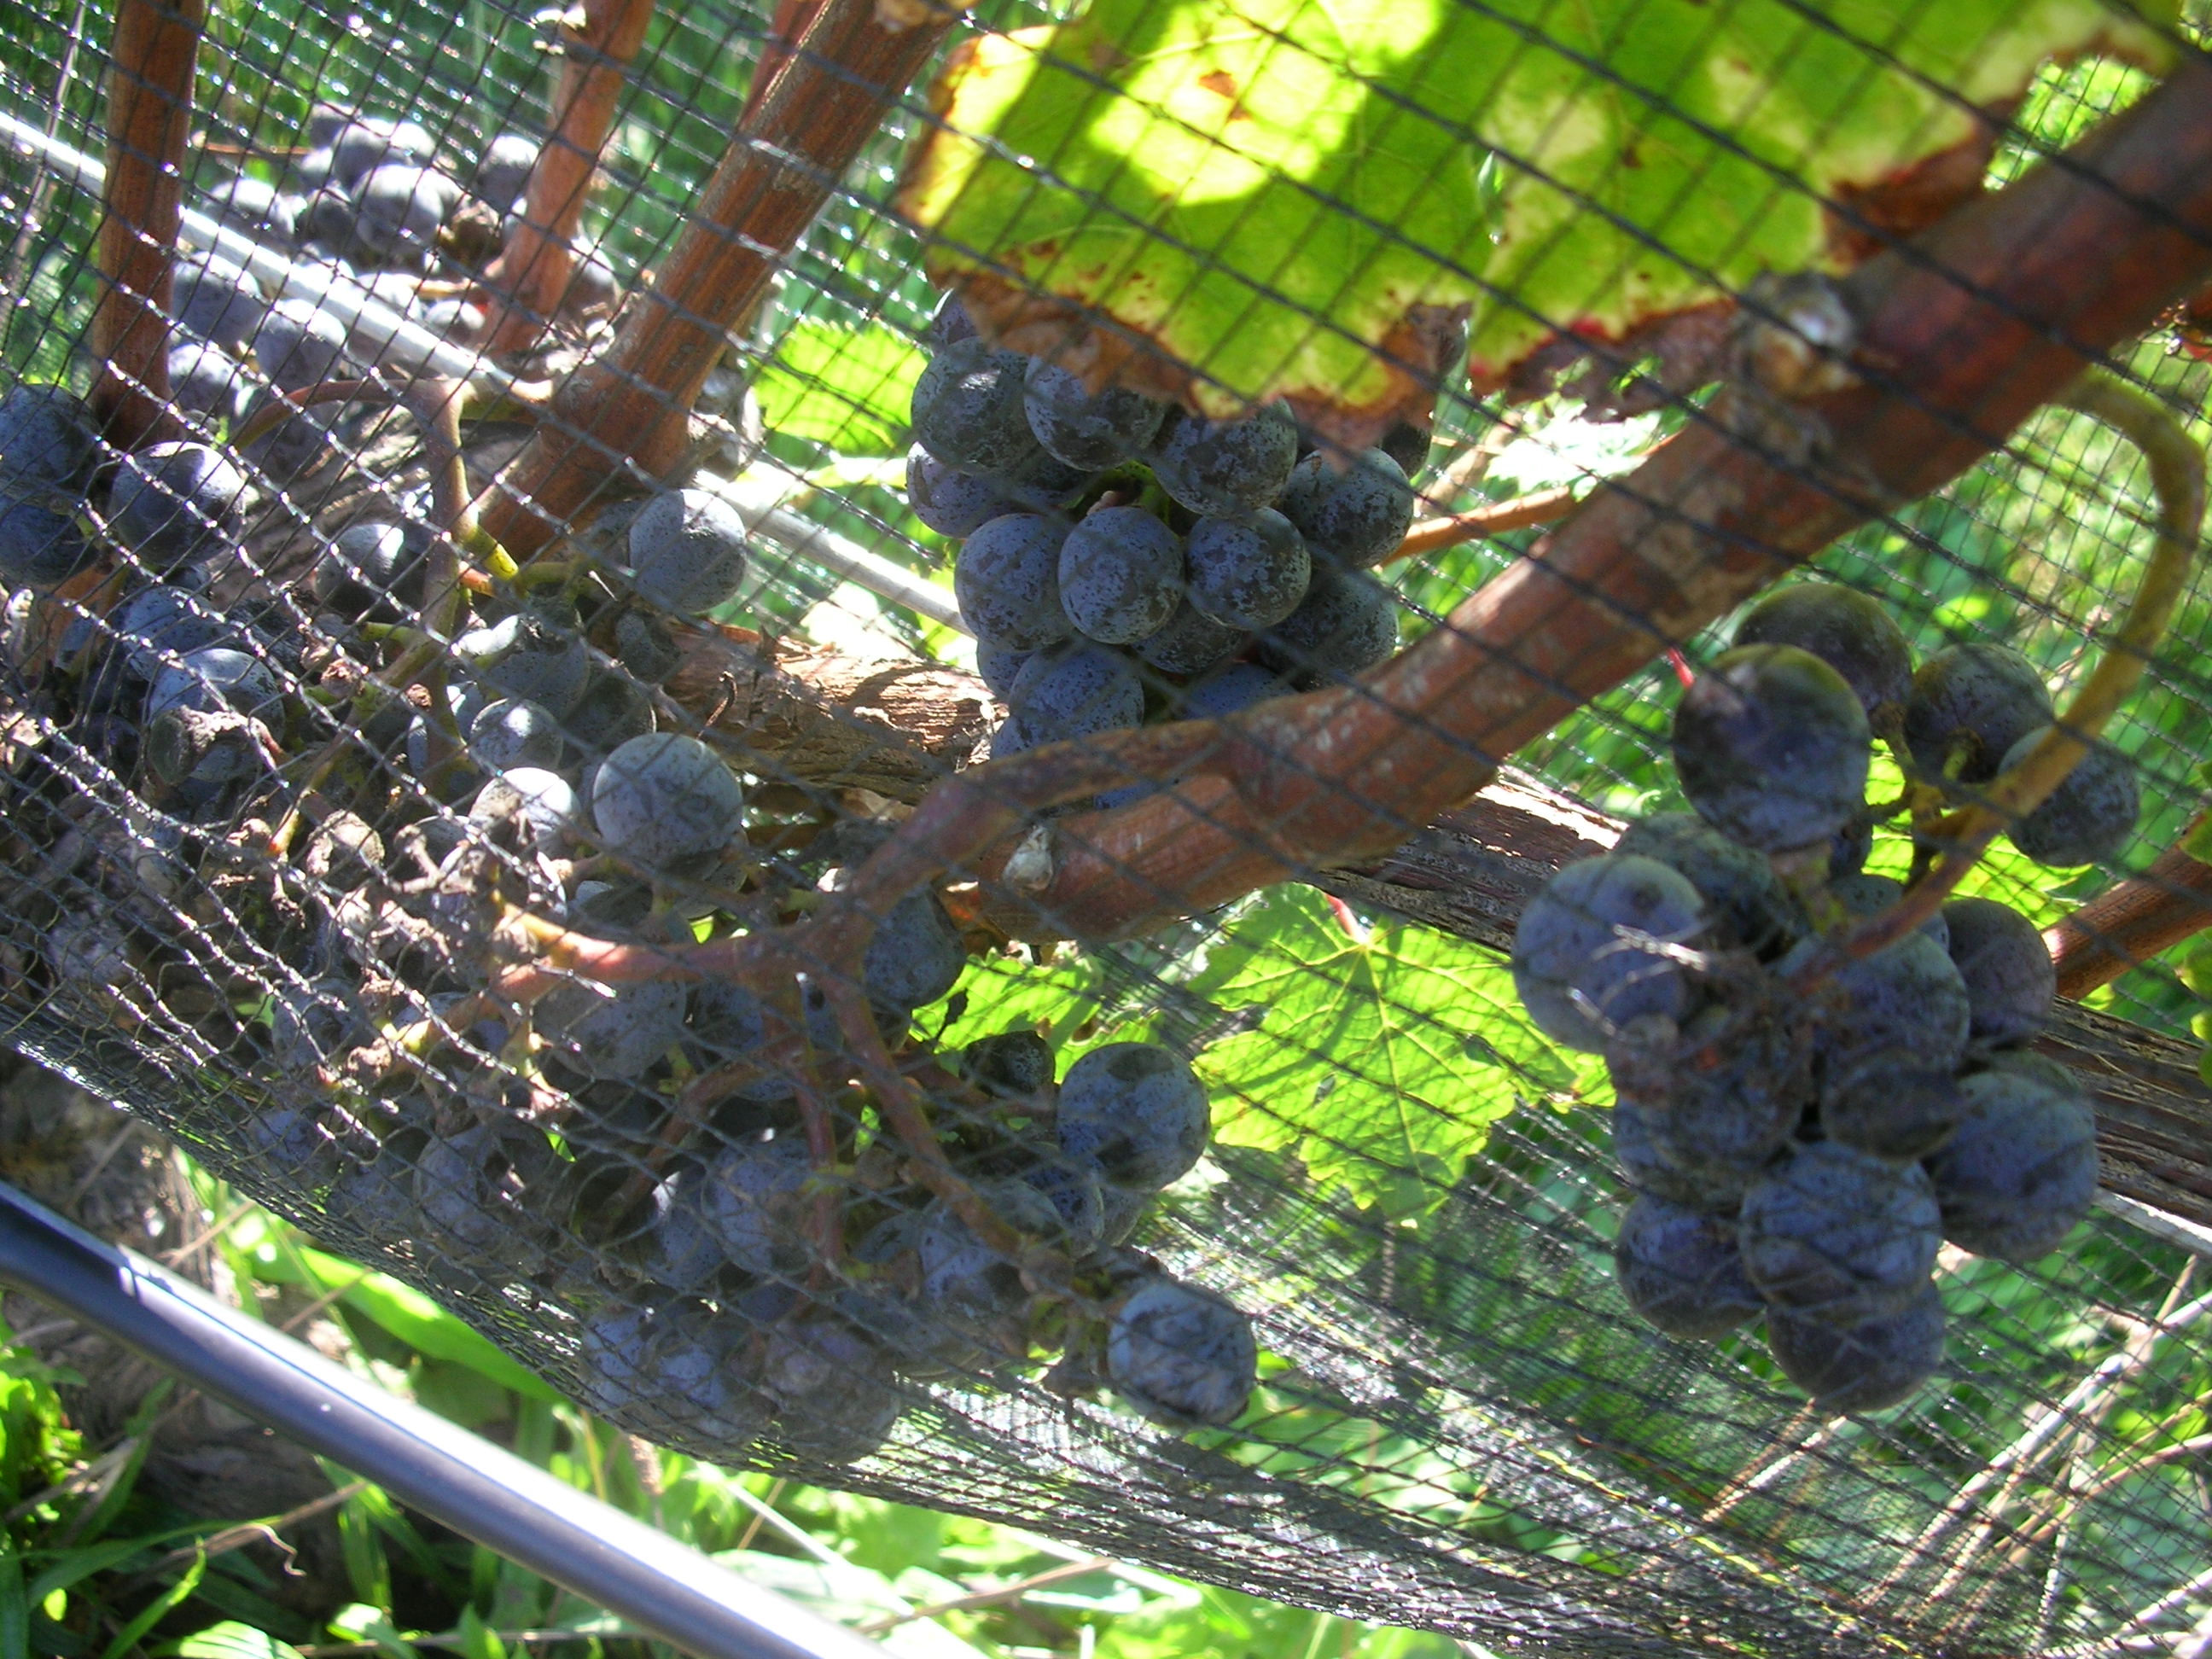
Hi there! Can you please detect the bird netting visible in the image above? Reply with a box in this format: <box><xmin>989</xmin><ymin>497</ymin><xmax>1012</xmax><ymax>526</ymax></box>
<box><xmin>3</xmin><ymin>0</ymin><xmax>2212</xmax><ymax>1651</ymax></box>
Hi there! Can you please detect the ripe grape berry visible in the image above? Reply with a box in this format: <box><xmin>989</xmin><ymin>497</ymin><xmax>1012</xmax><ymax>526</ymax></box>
<box><xmin>1924</xmin><ymin>1065</ymin><xmax>2097</xmax><ymax>1264</ymax></box>
<box><xmin>1134</xmin><ymin>602</ymin><xmax>1243</xmax><ymax>677</ymax></box>
<box><xmin>1672</xmin><ymin>644</ymin><xmax>1870</xmax><ymax>852</ymax></box>
<box><xmin>1941</xmin><ymin>897</ymin><xmax>2056</xmax><ymax>1050</ymax></box>
<box><xmin>1613</xmin><ymin>1194</ymin><xmax>1762</xmax><ymax>1339</ymax></box>
<box><xmin>1511</xmin><ymin>854</ymin><xmax>1706</xmax><ymax>1052</ymax></box>
<box><xmin>1007</xmin><ymin>639</ymin><xmax>1144</xmax><ymax>746</ymax></box>
<box><xmin>1612</xmin><ymin>812</ymin><xmax>1802</xmax><ymax>958</ymax></box>
<box><xmin>954</xmin><ymin>514</ymin><xmax>1072</xmax><ymax>651</ymax></box>
<box><xmin>862</xmin><ymin>888</ymin><xmax>967</xmax><ymax>1015</ymax></box>
<box><xmin>1733</xmin><ymin>580</ymin><xmax>1912</xmax><ymax>721</ymax></box>
<box><xmin>1056</xmin><ymin>1042</ymin><xmax>1210</xmax><ymax>1190</ymax></box>
<box><xmin>1105</xmin><ymin>1276</ymin><xmax>1257</xmax><ymax>1427</ymax></box>
<box><xmin>626</xmin><ymin>487</ymin><xmax>750</xmax><ymax>616</ymax></box>
<box><xmin>108</xmin><ymin>442</ymin><xmax>247</xmax><ymax>572</ymax></box>
<box><xmin>1022</xmin><ymin>359</ymin><xmax>1168</xmax><ymax>470</ymax></box>
<box><xmin>1185</xmin><ymin>509</ymin><xmax>1311</xmax><ymax>632</ymax></box>
<box><xmin>1149</xmin><ymin>403</ymin><xmax>1300</xmax><ymax>521</ymax></box>
<box><xmin>1767</xmin><ymin>1284</ymin><xmax>1945</xmax><ymax>1414</ymax></box>
<box><xmin>1738</xmin><ymin>1143</ymin><xmax>1940</xmax><ymax>1325</ymax></box>
<box><xmin>591</xmin><ymin>732</ymin><xmax>746</xmax><ymax>868</ymax></box>
<box><xmin>911</xmin><ymin>339</ymin><xmax>1039</xmax><ymax>475</ymax></box>
<box><xmin>1258</xmin><ymin>566</ymin><xmax>1398</xmax><ymax>684</ymax></box>
<box><xmin>1057</xmin><ymin>506</ymin><xmax>1184</xmax><ymax>645</ymax></box>
<box><xmin>1274</xmin><ymin>448</ymin><xmax>1417</xmax><ymax>568</ymax></box>
<box><xmin>1999</xmin><ymin>726</ymin><xmax>2139</xmax><ymax>866</ymax></box>
<box><xmin>1903</xmin><ymin>643</ymin><xmax>2052</xmax><ymax>789</ymax></box>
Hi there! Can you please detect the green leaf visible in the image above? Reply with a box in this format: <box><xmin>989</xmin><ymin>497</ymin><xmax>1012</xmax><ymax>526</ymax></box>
<box><xmin>2185</xmin><ymin>812</ymin><xmax>2212</xmax><ymax>864</ymax></box>
<box><xmin>755</xmin><ymin>321</ymin><xmax>928</xmax><ymax>455</ymax></box>
<box><xmin>171</xmin><ymin>1621</ymin><xmax>305</xmax><ymax>1659</ymax></box>
<box><xmin>901</xmin><ymin>0</ymin><xmax>2174</xmax><ymax>420</ymax></box>
<box><xmin>98</xmin><ymin>1553</ymin><xmax>205</xmax><ymax>1659</ymax></box>
<box><xmin>1184</xmin><ymin>888</ymin><xmax>1596</xmax><ymax>1215</ymax></box>
<box><xmin>454</xmin><ymin>1605</ymin><xmax>506</xmax><ymax>1659</ymax></box>
<box><xmin>240</xmin><ymin>1239</ymin><xmax>556</xmax><ymax>1402</ymax></box>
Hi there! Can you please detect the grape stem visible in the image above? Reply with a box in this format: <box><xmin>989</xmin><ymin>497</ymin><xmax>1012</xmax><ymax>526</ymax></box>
<box><xmin>1798</xmin><ymin>368</ymin><xmax>2204</xmax><ymax>980</ymax></box>
<box><xmin>1389</xmin><ymin>484</ymin><xmax>1578</xmax><ymax>562</ymax></box>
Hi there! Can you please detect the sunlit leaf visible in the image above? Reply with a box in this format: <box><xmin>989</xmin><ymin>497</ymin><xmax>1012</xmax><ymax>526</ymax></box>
<box><xmin>755</xmin><ymin>321</ymin><xmax>929</xmax><ymax>455</ymax></box>
<box><xmin>901</xmin><ymin>0</ymin><xmax>2174</xmax><ymax>425</ymax></box>
<box><xmin>1184</xmin><ymin>889</ymin><xmax>1598</xmax><ymax>1215</ymax></box>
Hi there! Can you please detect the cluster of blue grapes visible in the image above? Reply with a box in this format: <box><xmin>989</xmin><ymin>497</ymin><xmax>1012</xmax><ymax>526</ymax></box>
<box><xmin>93</xmin><ymin>109</ymin><xmax>598</xmax><ymax>491</ymax></box>
<box><xmin>568</xmin><ymin>1033</ymin><xmax>1256</xmax><ymax>1460</ymax></box>
<box><xmin>910</xmin><ymin>298</ymin><xmax>1419</xmax><ymax>761</ymax></box>
<box><xmin>1511</xmin><ymin>582</ymin><xmax>2127</xmax><ymax>1412</ymax></box>
<box><xmin>1</xmin><ymin>378</ymin><xmax>1254</xmax><ymax>1452</ymax></box>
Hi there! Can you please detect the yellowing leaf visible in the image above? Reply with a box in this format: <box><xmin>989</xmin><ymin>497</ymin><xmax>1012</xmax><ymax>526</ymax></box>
<box><xmin>900</xmin><ymin>0</ymin><xmax>2175</xmax><ymax>425</ymax></box>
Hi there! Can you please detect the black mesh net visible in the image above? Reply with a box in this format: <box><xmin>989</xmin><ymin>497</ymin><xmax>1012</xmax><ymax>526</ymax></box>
<box><xmin>3</xmin><ymin>0</ymin><xmax>2212</xmax><ymax>1651</ymax></box>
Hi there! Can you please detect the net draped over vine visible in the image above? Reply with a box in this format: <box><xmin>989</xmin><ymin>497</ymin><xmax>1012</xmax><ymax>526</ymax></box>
<box><xmin>3</xmin><ymin>0</ymin><xmax>2212</xmax><ymax>1651</ymax></box>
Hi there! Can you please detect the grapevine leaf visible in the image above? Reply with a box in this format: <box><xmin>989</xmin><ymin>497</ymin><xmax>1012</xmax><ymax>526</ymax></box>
<box><xmin>1184</xmin><ymin>888</ymin><xmax>1594</xmax><ymax>1217</ymax></box>
<box><xmin>754</xmin><ymin>321</ymin><xmax>928</xmax><ymax>455</ymax></box>
<box><xmin>899</xmin><ymin>0</ymin><xmax>2174</xmax><ymax>429</ymax></box>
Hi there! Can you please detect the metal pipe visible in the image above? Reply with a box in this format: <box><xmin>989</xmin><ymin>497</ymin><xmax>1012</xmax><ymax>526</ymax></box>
<box><xmin>0</xmin><ymin>1181</ymin><xmax>884</xmax><ymax>1659</ymax></box>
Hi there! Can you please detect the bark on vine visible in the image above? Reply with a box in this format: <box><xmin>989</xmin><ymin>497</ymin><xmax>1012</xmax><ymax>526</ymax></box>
<box><xmin>90</xmin><ymin>0</ymin><xmax>203</xmax><ymax>451</ymax></box>
<box><xmin>480</xmin><ymin>0</ymin><xmax>956</xmax><ymax>556</ymax></box>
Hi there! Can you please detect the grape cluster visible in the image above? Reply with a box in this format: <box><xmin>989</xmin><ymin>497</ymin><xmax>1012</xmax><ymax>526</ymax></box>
<box><xmin>1511</xmin><ymin>582</ymin><xmax>2111</xmax><ymax>1412</ymax></box>
<box><xmin>912</xmin><ymin>295</ymin><xmax>1421</xmax><ymax>761</ymax></box>
<box><xmin>1</xmin><ymin>244</ymin><xmax>1254</xmax><ymax>1452</ymax></box>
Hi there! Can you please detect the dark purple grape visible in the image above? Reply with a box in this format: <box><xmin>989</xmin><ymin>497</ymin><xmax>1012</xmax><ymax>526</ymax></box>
<box><xmin>455</xmin><ymin>602</ymin><xmax>590</xmax><ymax>714</ymax></box>
<box><xmin>311</xmin><ymin>520</ymin><xmax>428</xmax><ymax>622</ymax></box>
<box><xmin>864</xmin><ymin>888</ymin><xmax>967</xmax><ymax>1014</ymax></box>
<box><xmin>564</xmin><ymin>668</ymin><xmax>656</xmax><ymax>756</ymax></box>
<box><xmin>1377</xmin><ymin>420</ymin><xmax>1432</xmax><ymax>478</ymax></box>
<box><xmin>1150</xmin><ymin>402</ymin><xmax>1299</xmax><ymax>520</ymax></box>
<box><xmin>975</xmin><ymin>638</ymin><xmax>1032</xmax><ymax>699</ymax></box>
<box><xmin>1613</xmin><ymin>812</ymin><xmax>1802</xmax><ymax>958</ymax></box>
<box><xmin>1057</xmin><ymin>1042</ymin><xmax>1208</xmax><ymax>1190</ymax></box>
<box><xmin>1134</xmin><ymin>602</ymin><xmax>1243</xmax><ymax>676</ymax></box>
<box><xmin>1022</xmin><ymin>359</ymin><xmax>1168</xmax><ymax>470</ymax></box>
<box><xmin>170</xmin><ymin>253</ymin><xmax>265</xmax><ymax>352</ymax></box>
<box><xmin>1941</xmin><ymin>896</ymin><xmax>2054</xmax><ymax>1049</ymax></box>
<box><xmin>1106</xmin><ymin>1275</ymin><xmax>1255</xmax><ymax>1427</ymax></box>
<box><xmin>1780</xmin><ymin>929</ymin><xmax>1970</xmax><ymax>1077</ymax></box>
<box><xmin>1511</xmin><ymin>854</ymin><xmax>1706</xmax><ymax>1051</ymax></box>
<box><xmin>1172</xmin><ymin>661</ymin><xmax>1285</xmax><ymax>719</ymax></box>
<box><xmin>761</xmin><ymin>1314</ymin><xmax>905</xmax><ymax>1463</ymax></box>
<box><xmin>954</xmin><ymin>514</ymin><xmax>1071</xmax><ymax>651</ymax></box>
<box><xmin>625</xmin><ymin>487</ymin><xmax>749</xmax><ymax>616</ymax></box>
<box><xmin>911</xmin><ymin>340</ymin><xmax>1040</xmax><ymax>476</ymax></box>
<box><xmin>925</xmin><ymin>292</ymin><xmax>977</xmax><ymax>348</ymax></box>
<box><xmin>468</xmin><ymin>765</ymin><xmax>582</xmax><ymax>852</ymax></box>
<box><xmin>1185</xmin><ymin>509</ymin><xmax>1310</xmax><ymax>631</ymax></box>
<box><xmin>0</xmin><ymin>383</ymin><xmax>99</xmax><ymax>496</ymax></box>
<box><xmin>591</xmin><ymin>731</ymin><xmax>746</xmax><ymax>867</ymax></box>
<box><xmin>1829</xmin><ymin>873</ymin><xmax>1948</xmax><ymax>950</ymax></box>
<box><xmin>1274</xmin><ymin>448</ymin><xmax>1416</xmax><ymax>568</ymax></box>
<box><xmin>329</xmin><ymin>115</ymin><xmax>437</xmax><ymax>189</ymax></box>
<box><xmin>474</xmin><ymin>132</ymin><xmax>539</xmax><ymax>207</ymax></box>
<box><xmin>1732</xmin><ymin>581</ymin><xmax>1912</xmax><ymax>720</ymax></box>
<box><xmin>108</xmin><ymin>442</ymin><xmax>247</xmax><ymax>571</ymax></box>
<box><xmin>1057</xmin><ymin>505</ymin><xmax>1183</xmax><ymax>645</ymax></box>
<box><xmin>1738</xmin><ymin>1142</ymin><xmax>1940</xmax><ymax>1324</ymax></box>
<box><xmin>1673</xmin><ymin>644</ymin><xmax>1870</xmax><ymax>852</ymax></box>
<box><xmin>1006</xmin><ymin>638</ymin><xmax>1144</xmax><ymax>745</ymax></box>
<box><xmin>1614</xmin><ymin>1194</ymin><xmax>1762</xmax><ymax>1339</ymax></box>
<box><xmin>908</xmin><ymin>446</ymin><xmax>1022</xmax><ymax>538</ymax></box>
<box><xmin>1256</xmin><ymin>567</ymin><xmax>1397</xmax><ymax>684</ymax></box>
<box><xmin>614</xmin><ymin>610</ymin><xmax>681</xmax><ymax>683</ymax></box>
<box><xmin>1903</xmin><ymin>643</ymin><xmax>2052</xmax><ymax>789</ymax></box>
<box><xmin>166</xmin><ymin>341</ymin><xmax>251</xmax><ymax>425</ymax></box>
<box><xmin>1924</xmin><ymin>1064</ymin><xmax>2095</xmax><ymax>1263</ymax></box>
<box><xmin>145</xmin><ymin>644</ymin><xmax>281</xmax><ymax>723</ymax></box>
<box><xmin>253</xmin><ymin>298</ymin><xmax>349</xmax><ymax>393</ymax></box>
<box><xmin>1818</xmin><ymin>1051</ymin><xmax>1963</xmax><ymax>1161</ymax></box>
<box><xmin>1767</xmin><ymin>1284</ymin><xmax>1944</xmax><ymax>1413</ymax></box>
<box><xmin>702</xmin><ymin>1130</ymin><xmax>814</xmax><ymax>1276</ymax></box>
<box><xmin>0</xmin><ymin>494</ymin><xmax>94</xmax><ymax>587</ymax></box>
<box><xmin>468</xmin><ymin>698</ymin><xmax>563</xmax><ymax>771</ymax></box>
<box><xmin>1611</xmin><ymin>991</ymin><xmax>1808</xmax><ymax>1202</ymax></box>
<box><xmin>1999</xmin><ymin>726</ymin><xmax>2138</xmax><ymax>866</ymax></box>
<box><xmin>205</xmin><ymin>173</ymin><xmax>291</xmax><ymax>240</ymax></box>
<box><xmin>110</xmin><ymin>583</ymin><xmax>234</xmax><ymax>678</ymax></box>
<box><xmin>347</xmin><ymin>160</ymin><xmax>460</xmax><ymax>266</ymax></box>
<box><xmin>961</xmin><ymin>1030</ymin><xmax>1054</xmax><ymax>1098</ymax></box>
